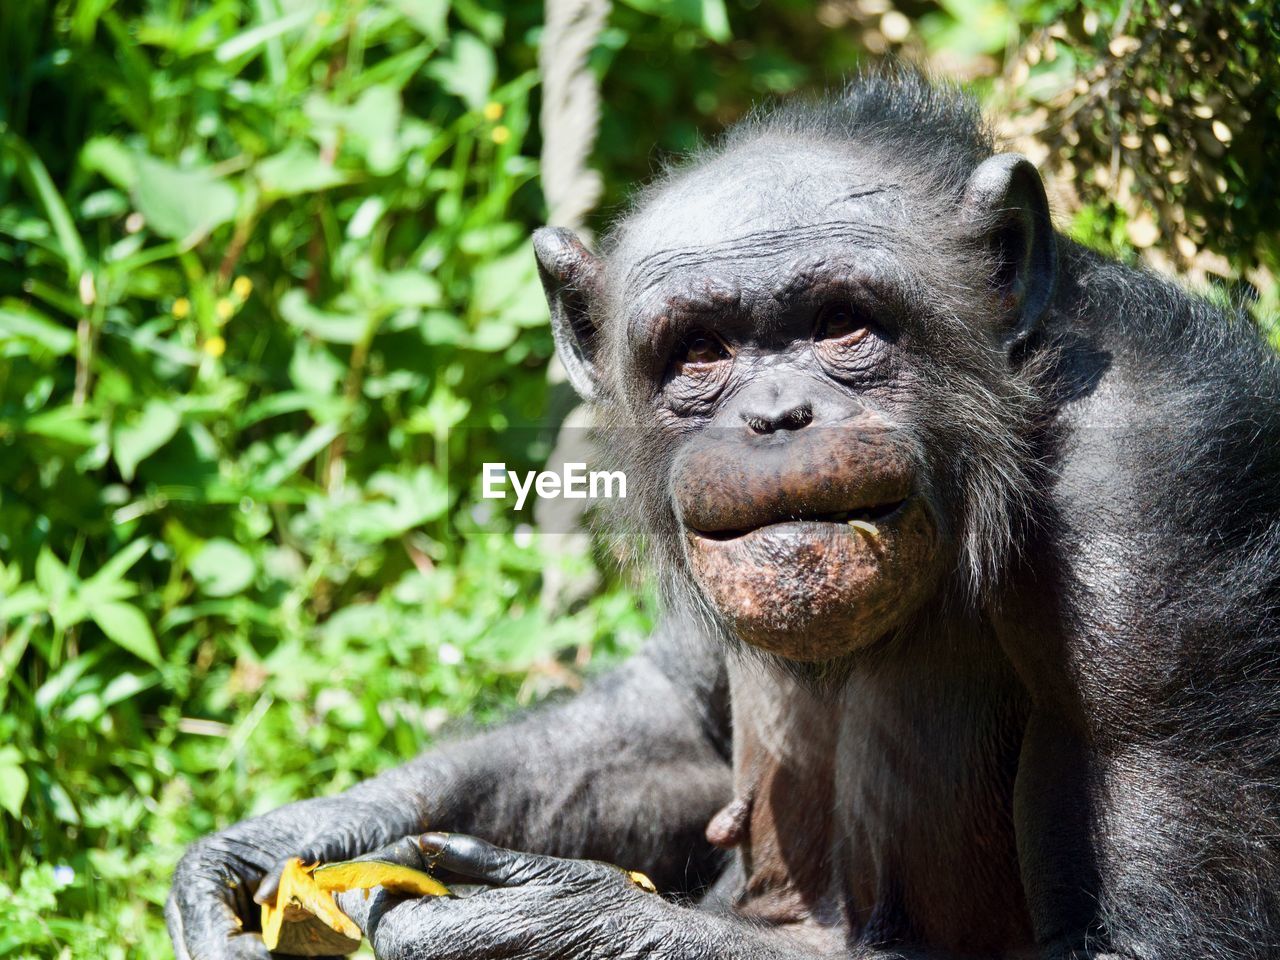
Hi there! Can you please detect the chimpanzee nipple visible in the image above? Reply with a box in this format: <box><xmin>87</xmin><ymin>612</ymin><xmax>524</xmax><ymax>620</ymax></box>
<box><xmin>706</xmin><ymin>794</ymin><xmax>754</xmax><ymax>849</ymax></box>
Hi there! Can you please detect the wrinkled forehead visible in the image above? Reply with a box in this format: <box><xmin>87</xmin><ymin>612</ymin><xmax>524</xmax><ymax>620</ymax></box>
<box><xmin>610</xmin><ymin>139</ymin><xmax>911</xmax><ymax>301</ymax></box>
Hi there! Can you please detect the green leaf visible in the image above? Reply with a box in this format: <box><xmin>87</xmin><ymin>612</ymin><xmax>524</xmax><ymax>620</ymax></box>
<box><xmin>377</xmin><ymin>271</ymin><xmax>443</xmax><ymax>309</ymax></box>
<box><xmin>289</xmin><ymin>338</ymin><xmax>347</xmax><ymax>396</ymax></box>
<box><xmin>0</xmin><ymin>303</ymin><xmax>76</xmax><ymax>355</ymax></box>
<box><xmin>35</xmin><ymin>649</ymin><xmax>104</xmax><ymax>712</ymax></box>
<box><xmin>22</xmin><ymin>406</ymin><xmax>96</xmax><ymax>446</ymax></box>
<box><xmin>91</xmin><ymin>601</ymin><xmax>162</xmax><ymax>666</ymax></box>
<box><xmin>452</xmin><ymin>0</ymin><xmax>503</xmax><ymax>42</ymax></box>
<box><xmin>351</xmin><ymin>85</ymin><xmax>405</xmax><ymax>173</ymax></box>
<box><xmin>101</xmin><ymin>671</ymin><xmax>153</xmax><ymax>708</ymax></box>
<box><xmin>0</xmin><ymin>620</ymin><xmax>32</xmax><ymax>708</ymax></box>
<box><xmin>256</xmin><ymin>145</ymin><xmax>349</xmax><ymax>197</ymax></box>
<box><xmin>35</xmin><ymin>548</ymin><xmax>73</xmax><ymax>609</ymax></box>
<box><xmin>929</xmin><ymin>0</ymin><xmax>1013</xmax><ymax>56</ymax></box>
<box><xmin>114</xmin><ymin>400</ymin><xmax>182</xmax><ymax>482</ymax></box>
<box><xmin>0</xmin><ymin>585</ymin><xmax>45</xmax><ymax>621</ymax></box>
<box><xmin>700</xmin><ymin>0</ymin><xmax>731</xmax><ymax>42</ymax></box>
<box><xmin>406</xmin><ymin>388</ymin><xmax>470</xmax><ymax>434</ymax></box>
<box><xmin>0</xmin><ymin>747</ymin><xmax>28</xmax><ymax>819</ymax></box>
<box><xmin>347</xmin><ymin>196</ymin><xmax>387</xmax><ymax>239</ymax></box>
<box><xmin>258</xmin><ymin>421</ymin><xmax>341</xmax><ymax>486</ymax></box>
<box><xmin>472</xmin><ymin>243</ymin><xmax>546</xmax><ymax>327</ymax></box>
<box><xmin>394</xmin><ymin>0</ymin><xmax>449</xmax><ymax>40</ymax></box>
<box><xmin>81</xmin><ymin>137</ymin><xmax>139</xmax><ymax>190</ymax></box>
<box><xmin>418</xmin><ymin>310</ymin><xmax>469</xmax><ymax>346</ymax></box>
<box><xmin>470</xmin><ymin>316</ymin><xmax>520</xmax><ymax>351</ymax></box>
<box><xmin>132</xmin><ymin>156</ymin><xmax>238</xmax><ymax>244</ymax></box>
<box><xmin>215</xmin><ymin>8</ymin><xmax>312</xmax><ymax>63</ymax></box>
<box><xmin>280</xmin><ymin>289</ymin><xmax>368</xmax><ymax>344</ymax></box>
<box><xmin>81</xmin><ymin>188</ymin><xmax>129</xmax><ymax>219</ymax></box>
<box><xmin>426</xmin><ymin>32</ymin><xmax>495</xmax><ymax>111</ymax></box>
<box><xmin>2</xmin><ymin>130</ymin><xmax>87</xmax><ymax>277</ymax></box>
<box><xmin>304</xmin><ymin>85</ymin><xmax>406</xmax><ymax>174</ymax></box>
<box><xmin>79</xmin><ymin>540</ymin><xmax>148</xmax><ymax>610</ymax></box>
<box><xmin>189</xmin><ymin>539</ymin><xmax>256</xmax><ymax>597</ymax></box>
<box><xmin>88</xmin><ymin>538</ymin><xmax>151</xmax><ymax>588</ymax></box>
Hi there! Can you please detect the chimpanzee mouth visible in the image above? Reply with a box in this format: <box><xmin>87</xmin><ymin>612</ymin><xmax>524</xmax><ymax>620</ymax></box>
<box><xmin>691</xmin><ymin>498</ymin><xmax>907</xmax><ymax>542</ymax></box>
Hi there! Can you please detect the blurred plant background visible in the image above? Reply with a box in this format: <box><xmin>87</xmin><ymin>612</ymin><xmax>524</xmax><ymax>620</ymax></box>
<box><xmin>0</xmin><ymin>0</ymin><xmax>1276</xmax><ymax>956</ymax></box>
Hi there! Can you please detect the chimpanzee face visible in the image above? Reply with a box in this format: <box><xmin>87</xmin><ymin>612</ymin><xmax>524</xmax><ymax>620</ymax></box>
<box><xmin>611</xmin><ymin>143</ymin><xmax>944</xmax><ymax>659</ymax></box>
<box><xmin>535</xmin><ymin>137</ymin><xmax>1056</xmax><ymax>663</ymax></box>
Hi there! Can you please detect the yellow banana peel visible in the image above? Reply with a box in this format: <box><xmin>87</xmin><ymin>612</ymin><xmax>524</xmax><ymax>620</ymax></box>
<box><xmin>260</xmin><ymin>857</ymin><xmax>449</xmax><ymax>955</ymax></box>
<box><xmin>258</xmin><ymin>853</ymin><xmax>657</xmax><ymax>956</ymax></box>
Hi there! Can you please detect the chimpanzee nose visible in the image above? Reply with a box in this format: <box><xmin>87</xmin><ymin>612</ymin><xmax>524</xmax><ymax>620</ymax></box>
<box><xmin>742</xmin><ymin>397</ymin><xmax>813</xmax><ymax>434</ymax></box>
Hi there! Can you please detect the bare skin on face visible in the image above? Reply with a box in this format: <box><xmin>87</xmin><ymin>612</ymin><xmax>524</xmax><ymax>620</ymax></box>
<box><xmin>673</xmin><ymin>411</ymin><xmax>940</xmax><ymax>660</ymax></box>
<box><xmin>686</xmin><ymin>503</ymin><xmax>938</xmax><ymax>661</ymax></box>
<box><xmin>615</xmin><ymin>144</ymin><xmax>954</xmax><ymax>662</ymax></box>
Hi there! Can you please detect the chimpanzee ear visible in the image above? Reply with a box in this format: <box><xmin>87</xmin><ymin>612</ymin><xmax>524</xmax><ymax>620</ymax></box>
<box><xmin>533</xmin><ymin>226</ymin><xmax>606</xmax><ymax>403</ymax></box>
<box><xmin>962</xmin><ymin>154</ymin><xmax>1057</xmax><ymax>350</ymax></box>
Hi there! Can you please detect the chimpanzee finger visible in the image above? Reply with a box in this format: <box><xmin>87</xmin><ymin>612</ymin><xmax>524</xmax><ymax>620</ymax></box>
<box><xmin>332</xmin><ymin>886</ymin><xmax>475</xmax><ymax>959</ymax></box>
<box><xmin>253</xmin><ymin>814</ymin><xmax>417</xmax><ymax>906</ymax></box>
<box><xmin>254</xmin><ymin>832</ymin><xmax>418</xmax><ymax>905</ymax></box>
<box><xmin>415</xmin><ymin>833</ymin><xmax>596</xmax><ymax>888</ymax></box>
<box><xmin>328</xmin><ymin>883</ymin><xmax>386</xmax><ymax>935</ymax></box>
<box><xmin>415</xmin><ymin>833</ymin><xmax>553</xmax><ymax>886</ymax></box>
<box><xmin>166</xmin><ymin>876</ymin><xmax>275</xmax><ymax>960</ymax></box>
<box><xmin>254</xmin><ymin>839</ymin><xmax>357</xmax><ymax>906</ymax></box>
<box><xmin>253</xmin><ymin>859</ymin><xmax>291</xmax><ymax>906</ymax></box>
<box><xmin>347</xmin><ymin>834</ymin><xmax>436</xmax><ymax>872</ymax></box>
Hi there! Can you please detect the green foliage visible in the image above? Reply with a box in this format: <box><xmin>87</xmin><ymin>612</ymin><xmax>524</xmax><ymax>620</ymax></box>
<box><xmin>0</xmin><ymin>1</ymin><xmax>653</xmax><ymax>955</ymax></box>
<box><xmin>999</xmin><ymin>0</ymin><xmax>1280</xmax><ymax>282</ymax></box>
<box><xmin>0</xmin><ymin>0</ymin><xmax>1274</xmax><ymax>956</ymax></box>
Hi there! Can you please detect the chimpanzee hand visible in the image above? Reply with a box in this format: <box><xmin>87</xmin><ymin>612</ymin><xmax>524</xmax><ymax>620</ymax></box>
<box><xmin>166</xmin><ymin>794</ymin><xmax>424</xmax><ymax>960</ymax></box>
<box><xmin>333</xmin><ymin>833</ymin><xmax>678</xmax><ymax>960</ymax></box>
<box><xmin>336</xmin><ymin>833</ymin><xmax>801</xmax><ymax>960</ymax></box>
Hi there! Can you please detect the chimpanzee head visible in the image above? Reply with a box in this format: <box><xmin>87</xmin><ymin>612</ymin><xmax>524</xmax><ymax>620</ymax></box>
<box><xmin>534</xmin><ymin>71</ymin><xmax>1057</xmax><ymax>668</ymax></box>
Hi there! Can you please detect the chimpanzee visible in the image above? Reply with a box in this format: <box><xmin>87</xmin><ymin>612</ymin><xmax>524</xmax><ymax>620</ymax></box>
<box><xmin>168</xmin><ymin>70</ymin><xmax>1280</xmax><ymax>960</ymax></box>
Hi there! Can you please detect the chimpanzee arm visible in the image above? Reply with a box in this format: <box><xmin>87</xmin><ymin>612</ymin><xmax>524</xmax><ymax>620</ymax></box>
<box><xmin>1002</xmin><ymin>326</ymin><xmax>1280</xmax><ymax>960</ymax></box>
<box><xmin>1016</xmin><ymin>710</ymin><xmax>1280</xmax><ymax>960</ymax></box>
<box><xmin>346</xmin><ymin>617</ymin><xmax>732</xmax><ymax>871</ymax></box>
<box><xmin>332</xmin><ymin>833</ymin><xmax>1126</xmax><ymax>960</ymax></box>
<box><xmin>332</xmin><ymin>834</ymin><xmax>878</xmax><ymax>960</ymax></box>
<box><xmin>166</xmin><ymin>618</ymin><xmax>732</xmax><ymax>960</ymax></box>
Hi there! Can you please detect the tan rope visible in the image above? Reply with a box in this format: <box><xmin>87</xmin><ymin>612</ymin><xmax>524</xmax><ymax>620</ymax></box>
<box><xmin>535</xmin><ymin>0</ymin><xmax>610</xmax><ymax>612</ymax></box>
<box><xmin>539</xmin><ymin>0</ymin><xmax>610</xmax><ymax>234</ymax></box>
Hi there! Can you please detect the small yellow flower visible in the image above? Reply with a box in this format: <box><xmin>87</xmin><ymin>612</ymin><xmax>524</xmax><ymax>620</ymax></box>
<box><xmin>172</xmin><ymin>297</ymin><xmax>191</xmax><ymax>319</ymax></box>
<box><xmin>232</xmin><ymin>276</ymin><xmax>253</xmax><ymax>299</ymax></box>
<box><xmin>490</xmin><ymin>125</ymin><xmax>510</xmax><ymax>145</ymax></box>
<box><xmin>215</xmin><ymin>299</ymin><xmax>235</xmax><ymax>323</ymax></box>
<box><xmin>483</xmin><ymin>101</ymin><xmax>504</xmax><ymax>122</ymax></box>
<box><xmin>204</xmin><ymin>336</ymin><xmax>227</xmax><ymax>358</ymax></box>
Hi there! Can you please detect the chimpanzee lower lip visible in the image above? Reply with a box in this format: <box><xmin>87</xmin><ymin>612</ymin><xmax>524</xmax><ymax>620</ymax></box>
<box><xmin>689</xmin><ymin>498</ymin><xmax>908</xmax><ymax>542</ymax></box>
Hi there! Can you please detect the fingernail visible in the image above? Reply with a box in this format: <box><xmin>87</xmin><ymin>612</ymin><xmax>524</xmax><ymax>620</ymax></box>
<box><xmin>416</xmin><ymin>831</ymin><xmax>451</xmax><ymax>853</ymax></box>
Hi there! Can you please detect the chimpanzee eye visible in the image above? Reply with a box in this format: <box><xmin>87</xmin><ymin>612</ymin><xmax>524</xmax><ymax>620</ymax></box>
<box><xmin>674</xmin><ymin>330</ymin><xmax>730</xmax><ymax>371</ymax></box>
<box><xmin>815</xmin><ymin>302</ymin><xmax>868</xmax><ymax>342</ymax></box>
